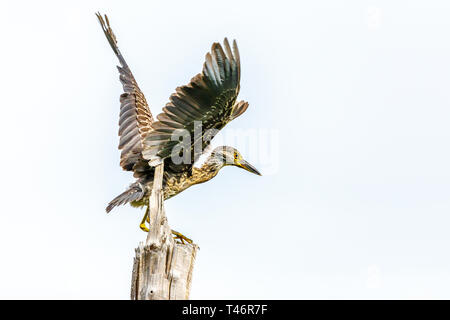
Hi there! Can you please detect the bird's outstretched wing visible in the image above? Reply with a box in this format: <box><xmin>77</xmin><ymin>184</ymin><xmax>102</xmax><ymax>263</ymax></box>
<box><xmin>142</xmin><ymin>38</ymin><xmax>248</xmax><ymax>171</ymax></box>
<box><xmin>96</xmin><ymin>13</ymin><xmax>154</xmax><ymax>172</ymax></box>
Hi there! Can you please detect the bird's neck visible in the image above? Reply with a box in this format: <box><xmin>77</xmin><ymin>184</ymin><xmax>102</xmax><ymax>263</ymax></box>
<box><xmin>202</xmin><ymin>156</ymin><xmax>226</xmax><ymax>173</ymax></box>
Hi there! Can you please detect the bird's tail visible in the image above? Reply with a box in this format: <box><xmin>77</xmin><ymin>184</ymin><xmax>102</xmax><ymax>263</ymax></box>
<box><xmin>106</xmin><ymin>182</ymin><xmax>145</xmax><ymax>213</ymax></box>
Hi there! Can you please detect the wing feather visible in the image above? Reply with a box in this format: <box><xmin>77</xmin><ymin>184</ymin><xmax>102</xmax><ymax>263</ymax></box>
<box><xmin>96</xmin><ymin>13</ymin><xmax>153</xmax><ymax>174</ymax></box>
<box><xmin>142</xmin><ymin>38</ymin><xmax>249</xmax><ymax>171</ymax></box>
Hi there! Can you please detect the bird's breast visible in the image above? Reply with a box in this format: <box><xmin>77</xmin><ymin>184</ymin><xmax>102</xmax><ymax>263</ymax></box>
<box><xmin>163</xmin><ymin>168</ymin><xmax>219</xmax><ymax>200</ymax></box>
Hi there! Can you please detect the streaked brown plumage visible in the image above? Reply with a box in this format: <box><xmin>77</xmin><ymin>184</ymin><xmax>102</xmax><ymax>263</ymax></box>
<box><xmin>96</xmin><ymin>13</ymin><xmax>261</xmax><ymax>234</ymax></box>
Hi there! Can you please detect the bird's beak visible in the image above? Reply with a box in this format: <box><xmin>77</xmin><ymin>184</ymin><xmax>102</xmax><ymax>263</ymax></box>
<box><xmin>237</xmin><ymin>159</ymin><xmax>262</xmax><ymax>176</ymax></box>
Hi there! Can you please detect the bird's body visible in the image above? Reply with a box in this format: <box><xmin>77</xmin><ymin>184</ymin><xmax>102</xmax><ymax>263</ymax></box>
<box><xmin>107</xmin><ymin>145</ymin><xmax>259</xmax><ymax>212</ymax></box>
<box><xmin>96</xmin><ymin>13</ymin><xmax>261</xmax><ymax>236</ymax></box>
<box><xmin>109</xmin><ymin>155</ymin><xmax>222</xmax><ymax>211</ymax></box>
<box><xmin>161</xmin><ymin>164</ymin><xmax>221</xmax><ymax>201</ymax></box>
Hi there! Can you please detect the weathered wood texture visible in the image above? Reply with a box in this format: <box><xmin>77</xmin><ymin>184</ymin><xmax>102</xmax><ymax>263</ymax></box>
<box><xmin>130</xmin><ymin>163</ymin><xmax>199</xmax><ymax>300</ymax></box>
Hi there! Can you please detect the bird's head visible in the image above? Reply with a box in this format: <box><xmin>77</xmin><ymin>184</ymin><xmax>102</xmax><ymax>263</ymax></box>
<box><xmin>210</xmin><ymin>146</ymin><xmax>262</xmax><ymax>176</ymax></box>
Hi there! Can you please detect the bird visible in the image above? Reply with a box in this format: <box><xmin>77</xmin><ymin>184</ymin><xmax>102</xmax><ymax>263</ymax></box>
<box><xmin>96</xmin><ymin>13</ymin><xmax>261</xmax><ymax>243</ymax></box>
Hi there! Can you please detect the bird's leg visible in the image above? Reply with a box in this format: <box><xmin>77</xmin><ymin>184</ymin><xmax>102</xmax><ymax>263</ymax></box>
<box><xmin>171</xmin><ymin>230</ymin><xmax>193</xmax><ymax>244</ymax></box>
<box><xmin>139</xmin><ymin>205</ymin><xmax>191</xmax><ymax>243</ymax></box>
<box><xmin>139</xmin><ymin>205</ymin><xmax>150</xmax><ymax>232</ymax></box>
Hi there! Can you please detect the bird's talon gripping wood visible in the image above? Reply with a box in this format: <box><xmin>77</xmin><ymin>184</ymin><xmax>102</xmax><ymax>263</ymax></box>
<box><xmin>172</xmin><ymin>230</ymin><xmax>193</xmax><ymax>244</ymax></box>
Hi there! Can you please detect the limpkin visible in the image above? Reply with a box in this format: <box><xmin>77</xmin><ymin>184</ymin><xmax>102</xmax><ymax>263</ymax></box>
<box><xmin>96</xmin><ymin>14</ymin><xmax>261</xmax><ymax>242</ymax></box>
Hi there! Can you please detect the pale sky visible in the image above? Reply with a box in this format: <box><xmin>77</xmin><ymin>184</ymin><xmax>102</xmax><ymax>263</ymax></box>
<box><xmin>1</xmin><ymin>0</ymin><xmax>450</xmax><ymax>299</ymax></box>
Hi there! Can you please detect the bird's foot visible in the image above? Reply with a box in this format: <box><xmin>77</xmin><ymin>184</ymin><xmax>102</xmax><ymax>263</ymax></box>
<box><xmin>140</xmin><ymin>222</ymin><xmax>149</xmax><ymax>232</ymax></box>
<box><xmin>172</xmin><ymin>230</ymin><xmax>193</xmax><ymax>244</ymax></box>
<box><xmin>140</xmin><ymin>206</ymin><xmax>150</xmax><ymax>232</ymax></box>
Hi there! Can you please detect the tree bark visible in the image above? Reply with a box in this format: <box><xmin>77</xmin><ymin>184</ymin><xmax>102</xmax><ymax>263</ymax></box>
<box><xmin>130</xmin><ymin>163</ymin><xmax>199</xmax><ymax>300</ymax></box>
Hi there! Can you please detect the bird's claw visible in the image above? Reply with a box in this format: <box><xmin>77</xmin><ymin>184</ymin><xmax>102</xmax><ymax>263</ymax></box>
<box><xmin>172</xmin><ymin>230</ymin><xmax>193</xmax><ymax>244</ymax></box>
<box><xmin>140</xmin><ymin>222</ymin><xmax>149</xmax><ymax>232</ymax></box>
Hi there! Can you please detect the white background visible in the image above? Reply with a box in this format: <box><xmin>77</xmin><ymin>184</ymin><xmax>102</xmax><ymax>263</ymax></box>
<box><xmin>1</xmin><ymin>0</ymin><xmax>450</xmax><ymax>299</ymax></box>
